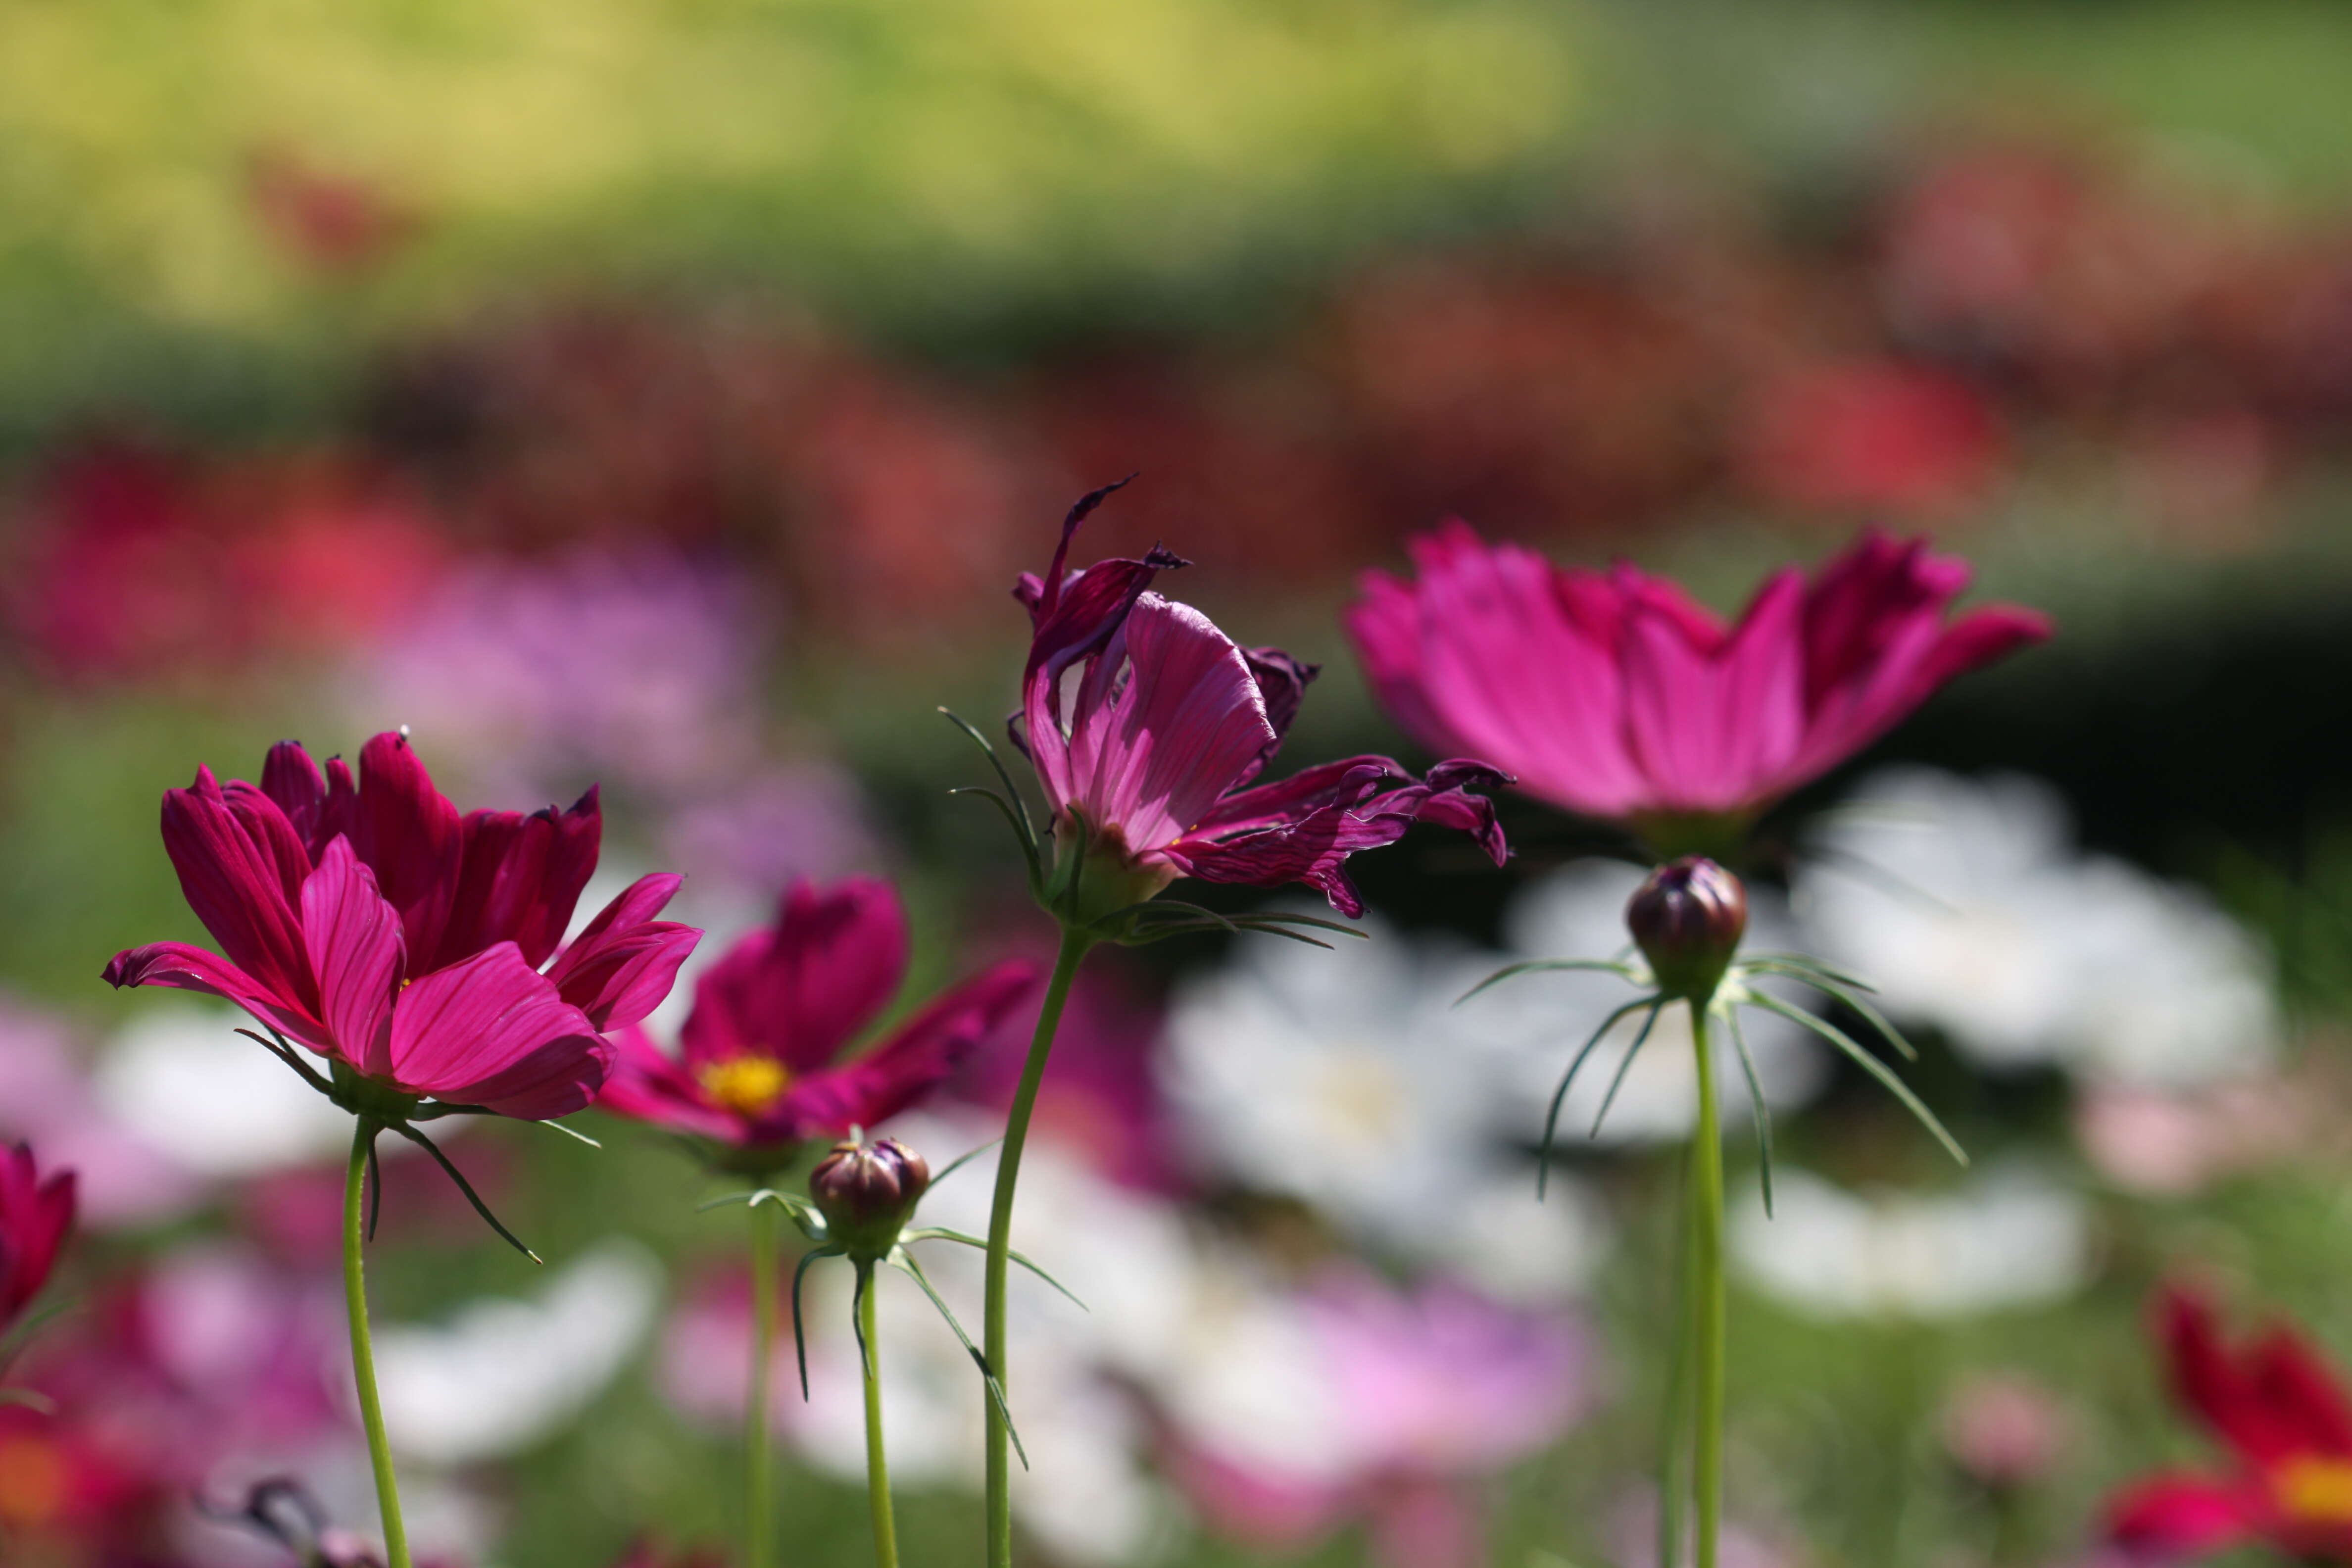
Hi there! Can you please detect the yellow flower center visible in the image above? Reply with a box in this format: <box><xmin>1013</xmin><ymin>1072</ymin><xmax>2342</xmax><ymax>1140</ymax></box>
<box><xmin>0</xmin><ymin>1435</ymin><xmax>67</xmax><ymax>1527</ymax></box>
<box><xmin>698</xmin><ymin>1055</ymin><xmax>791</xmax><ymax>1118</ymax></box>
<box><xmin>2277</xmin><ymin>1457</ymin><xmax>2352</xmax><ymax>1523</ymax></box>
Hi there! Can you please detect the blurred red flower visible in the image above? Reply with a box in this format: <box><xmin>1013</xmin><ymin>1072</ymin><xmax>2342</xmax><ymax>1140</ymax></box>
<box><xmin>0</xmin><ymin>1145</ymin><xmax>74</xmax><ymax>1339</ymax></box>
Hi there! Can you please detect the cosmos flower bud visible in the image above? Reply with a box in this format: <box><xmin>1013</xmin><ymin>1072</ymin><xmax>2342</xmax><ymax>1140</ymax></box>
<box><xmin>809</xmin><ymin>1136</ymin><xmax>931</xmax><ymax>1260</ymax></box>
<box><xmin>1626</xmin><ymin>857</ymin><xmax>1748</xmax><ymax>1002</ymax></box>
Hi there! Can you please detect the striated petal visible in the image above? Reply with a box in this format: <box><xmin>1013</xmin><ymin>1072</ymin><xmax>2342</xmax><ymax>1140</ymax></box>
<box><xmin>1234</xmin><ymin>646</ymin><xmax>1320</xmax><ymax>784</ymax></box>
<box><xmin>300</xmin><ymin>836</ymin><xmax>405</xmax><ymax>1078</ymax></box>
<box><xmin>592</xmin><ymin>1026</ymin><xmax>749</xmax><ymax>1142</ymax></box>
<box><xmin>543</xmin><ymin>873</ymin><xmax>702</xmax><ymax>1031</ymax></box>
<box><xmin>101</xmin><ymin>940</ymin><xmax>326</xmax><ymax>1050</ymax></box>
<box><xmin>761</xmin><ymin>959</ymin><xmax>1038</xmax><ymax>1140</ymax></box>
<box><xmin>1191</xmin><ymin>756</ymin><xmax>1409</xmax><ymax>838</ymax></box>
<box><xmin>1621</xmin><ymin>569</ymin><xmax>1805</xmax><ymax>814</ymax></box>
<box><xmin>681</xmin><ymin>878</ymin><xmax>905</xmax><ymax>1075</ymax></box>
<box><xmin>435</xmin><ymin>786</ymin><xmax>603</xmax><ymax>970</ymax></box>
<box><xmin>351</xmin><ymin>731</ymin><xmax>462</xmax><ymax>969</ymax></box>
<box><xmin>1064</xmin><ymin>594</ymin><xmax>1275</xmax><ymax>854</ymax></box>
<box><xmin>388</xmin><ymin>943</ymin><xmax>609</xmax><ymax>1118</ymax></box>
<box><xmin>159</xmin><ymin>768</ymin><xmax>317</xmax><ymax>1016</ymax></box>
<box><xmin>260</xmin><ymin>740</ymin><xmax>329</xmax><ymax>858</ymax></box>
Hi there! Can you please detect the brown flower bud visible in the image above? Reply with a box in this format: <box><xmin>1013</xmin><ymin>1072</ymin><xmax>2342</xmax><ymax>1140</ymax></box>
<box><xmin>1626</xmin><ymin>857</ymin><xmax>1748</xmax><ymax>1001</ymax></box>
<box><xmin>808</xmin><ymin>1136</ymin><xmax>930</xmax><ymax>1260</ymax></box>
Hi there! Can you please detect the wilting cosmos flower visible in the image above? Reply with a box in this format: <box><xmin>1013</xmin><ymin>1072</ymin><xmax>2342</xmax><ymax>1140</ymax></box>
<box><xmin>0</xmin><ymin>1144</ymin><xmax>74</xmax><ymax>1337</ymax></box>
<box><xmin>2107</xmin><ymin>1286</ymin><xmax>2352</xmax><ymax>1562</ymax></box>
<box><xmin>1013</xmin><ymin>484</ymin><xmax>1509</xmax><ymax>920</ymax></box>
<box><xmin>104</xmin><ymin>731</ymin><xmax>700</xmax><ymax>1120</ymax></box>
<box><xmin>1344</xmin><ymin>522</ymin><xmax>2049</xmax><ymax>850</ymax></box>
<box><xmin>597</xmin><ymin>879</ymin><xmax>1035</xmax><ymax>1159</ymax></box>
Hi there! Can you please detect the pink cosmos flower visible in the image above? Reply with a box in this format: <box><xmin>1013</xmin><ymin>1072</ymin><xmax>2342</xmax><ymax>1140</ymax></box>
<box><xmin>0</xmin><ymin>1144</ymin><xmax>74</xmax><ymax>1336</ymax></box>
<box><xmin>596</xmin><ymin>878</ymin><xmax>1036</xmax><ymax>1154</ymax></box>
<box><xmin>1013</xmin><ymin>486</ymin><xmax>1509</xmax><ymax>920</ymax></box>
<box><xmin>2106</xmin><ymin>1285</ymin><xmax>2352</xmax><ymax>1562</ymax></box>
<box><xmin>104</xmin><ymin>732</ymin><xmax>700</xmax><ymax>1120</ymax></box>
<box><xmin>1345</xmin><ymin>522</ymin><xmax>2050</xmax><ymax>844</ymax></box>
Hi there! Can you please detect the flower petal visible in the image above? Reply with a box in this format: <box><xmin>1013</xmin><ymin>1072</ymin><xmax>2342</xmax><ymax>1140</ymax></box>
<box><xmin>157</xmin><ymin>768</ymin><xmax>317</xmax><ymax>1017</ymax></box>
<box><xmin>351</xmin><ymin>731</ymin><xmax>462</xmax><ymax>968</ymax></box>
<box><xmin>2105</xmin><ymin>1471</ymin><xmax>2265</xmax><ymax>1557</ymax></box>
<box><xmin>101</xmin><ymin>940</ymin><xmax>326</xmax><ymax>1048</ymax></box>
<box><xmin>680</xmin><ymin>878</ymin><xmax>905</xmax><ymax>1075</ymax></box>
<box><xmin>259</xmin><ymin>739</ymin><xmax>329</xmax><ymax>858</ymax></box>
<box><xmin>389</xmin><ymin>943</ymin><xmax>609</xmax><ymax>1118</ymax></box>
<box><xmin>593</xmin><ymin>1025</ymin><xmax>748</xmax><ymax>1142</ymax></box>
<box><xmin>761</xmin><ymin>959</ymin><xmax>1037</xmax><ymax>1140</ymax></box>
<box><xmin>301</xmin><ymin>836</ymin><xmax>406</xmax><ymax>1078</ymax></box>
<box><xmin>543</xmin><ymin>873</ymin><xmax>702</xmax><ymax>1031</ymax></box>
<box><xmin>434</xmin><ymin>787</ymin><xmax>604</xmax><ymax>970</ymax></box>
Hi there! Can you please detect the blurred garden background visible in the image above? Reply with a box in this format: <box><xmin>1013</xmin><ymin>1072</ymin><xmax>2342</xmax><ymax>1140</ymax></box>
<box><xmin>9</xmin><ymin>0</ymin><xmax>2352</xmax><ymax>1564</ymax></box>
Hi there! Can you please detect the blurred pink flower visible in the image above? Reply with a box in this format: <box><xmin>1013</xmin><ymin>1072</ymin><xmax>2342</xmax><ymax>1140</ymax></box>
<box><xmin>0</xmin><ymin>1144</ymin><xmax>74</xmax><ymax>1338</ymax></box>
<box><xmin>1015</xmin><ymin>486</ymin><xmax>1507</xmax><ymax>918</ymax></box>
<box><xmin>1941</xmin><ymin>1372</ymin><xmax>2069</xmax><ymax>1488</ymax></box>
<box><xmin>1172</xmin><ymin>1271</ymin><xmax>1593</xmax><ymax>1568</ymax></box>
<box><xmin>106</xmin><ymin>732</ymin><xmax>699</xmax><ymax>1120</ymax></box>
<box><xmin>1346</xmin><ymin>522</ymin><xmax>2049</xmax><ymax>842</ymax></box>
<box><xmin>0</xmin><ymin>995</ymin><xmax>196</xmax><ymax>1225</ymax></box>
<box><xmin>598</xmin><ymin>878</ymin><xmax>1035</xmax><ymax>1153</ymax></box>
<box><xmin>2074</xmin><ymin>1077</ymin><xmax>2311</xmax><ymax>1197</ymax></box>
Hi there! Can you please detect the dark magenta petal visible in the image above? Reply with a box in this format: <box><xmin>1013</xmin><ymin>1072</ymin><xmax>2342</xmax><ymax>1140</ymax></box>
<box><xmin>545</xmin><ymin>873</ymin><xmax>702</xmax><ymax>1031</ymax></box>
<box><xmin>0</xmin><ymin>1145</ymin><xmax>76</xmax><ymax>1327</ymax></box>
<box><xmin>593</xmin><ymin>1025</ymin><xmax>749</xmax><ymax>1142</ymax></box>
<box><xmin>299</xmin><ymin>837</ymin><xmax>405</xmax><ymax>1080</ymax></box>
<box><xmin>259</xmin><ymin>740</ymin><xmax>329</xmax><ymax>859</ymax></box>
<box><xmin>351</xmin><ymin>731</ymin><xmax>462</xmax><ymax>967</ymax></box>
<box><xmin>1242</xmin><ymin>646</ymin><xmax>1319</xmax><ymax>748</ymax></box>
<box><xmin>102</xmin><ymin>940</ymin><xmax>327</xmax><ymax>1051</ymax></box>
<box><xmin>2105</xmin><ymin>1473</ymin><xmax>2264</xmax><ymax>1557</ymax></box>
<box><xmin>388</xmin><ymin>942</ymin><xmax>609</xmax><ymax>1118</ymax></box>
<box><xmin>1190</xmin><ymin>756</ymin><xmax>1407</xmax><ymax>838</ymax></box>
<box><xmin>158</xmin><ymin>768</ymin><xmax>318</xmax><ymax>1018</ymax></box>
<box><xmin>760</xmin><ymin>960</ymin><xmax>1038</xmax><ymax>1141</ymax></box>
<box><xmin>679</xmin><ymin>878</ymin><xmax>907</xmax><ymax>1075</ymax></box>
<box><xmin>436</xmin><ymin>786</ymin><xmax>603</xmax><ymax>970</ymax></box>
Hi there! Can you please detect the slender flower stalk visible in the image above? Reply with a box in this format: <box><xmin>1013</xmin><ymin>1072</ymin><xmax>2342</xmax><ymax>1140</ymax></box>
<box><xmin>746</xmin><ymin>1195</ymin><xmax>780</xmax><ymax>1568</ymax></box>
<box><xmin>342</xmin><ymin>1118</ymin><xmax>410</xmax><ymax>1568</ymax></box>
<box><xmin>983</xmin><ymin>926</ymin><xmax>1092</xmax><ymax>1566</ymax></box>
<box><xmin>857</xmin><ymin>1259</ymin><xmax>899</xmax><ymax>1568</ymax></box>
<box><xmin>1686</xmin><ymin>1001</ymin><xmax>1726</xmax><ymax>1568</ymax></box>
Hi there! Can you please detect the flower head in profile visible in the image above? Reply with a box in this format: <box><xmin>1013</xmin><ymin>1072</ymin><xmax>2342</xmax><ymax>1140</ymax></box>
<box><xmin>104</xmin><ymin>731</ymin><xmax>701</xmax><ymax>1122</ymax></box>
<box><xmin>1003</xmin><ymin>482</ymin><xmax>1509</xmax><ymax>926</ymax></box>
<box><xmin>1345</xmin><ymin>522</ymin><xmax>2049</xmax><ymax>855</ymax></box>
<box><xmin>596</xmin><ymin>878</ymin><xmax>1035</xmax><ymax>1165</ymax></box>
<box><xmin>0</xmin><ymin>1144</ymin><xmax>74</xmax><ymax>1340</ymax></box>
<box><xmin>2107</xmin><ymin>1285</ymin><xmax>2352</xmax><ymax>1563</ymax></box>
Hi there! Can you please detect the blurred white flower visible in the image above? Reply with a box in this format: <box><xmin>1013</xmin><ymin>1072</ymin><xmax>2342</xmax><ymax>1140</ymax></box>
<box><xmin>374</xmin><ymin>1240</ymin><xmax>664</xmax><ymax>1465</ymax></box>
<box><xmin>93</xmin><ymin>1003</ymin><xmax>354</xmax><ymax>1180</ymax></box>
<box><xmin>1796</xmin><ymin>767</ymin><xmax>2276</xmax><ymax>1085</ymax></box>
<box><xmin>1731</xmin><ymin>1163</ymin><xmax>2092</xmax><ymax>1320</ymax></box>
<box><xmin>1478</xmin><ymin>860</ymin><xmax>1829</xmax><ymax>1147</ymax></box>
<box><xmin>0</xmin><ymin>993</ymin><xmax>197</xmax><ymax>1225</ymax></box>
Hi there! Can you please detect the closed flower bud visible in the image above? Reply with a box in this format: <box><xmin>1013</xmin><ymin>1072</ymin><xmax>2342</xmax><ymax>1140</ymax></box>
<box><xmin>1626</xmin><ymin>857</ymin><xmax>1748</xmax><ymax>1001</ymax></box>
<box><xmin>809</xmin><ymin>1136</ymin><xmax>930</xmax><ymax>1260</ymax></box>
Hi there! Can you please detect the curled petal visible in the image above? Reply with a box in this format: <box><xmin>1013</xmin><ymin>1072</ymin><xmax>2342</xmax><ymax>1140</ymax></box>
<box><xmin>389</xmin><ymin>943</ymin><xmax>610</xmax><ymax>1119</ymax></box>
<box><xmin>1189</xmin><ymin>756</ymin><xmax>1407</xmax><ymax>838</ymax></box>
<box><xmin>159</xmin><ymin>768</ymin><xmax>317</xmax><ymax>1017</ymax></box>
<box><xmin>543</xmin><ymin>874</ymin><xmax>701</xmax><ymax>1031</ymax></box>
<box><xmin>102</xmin><ymin>940</ymin><xmax>325</xmax><ymax>1050</ymax></box>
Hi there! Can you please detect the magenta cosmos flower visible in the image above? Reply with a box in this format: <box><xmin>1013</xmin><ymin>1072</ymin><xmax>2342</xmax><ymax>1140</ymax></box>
<box><xmin>1345</xmin><ymin>522</ymin><xmax>2050</xmax><ymax>849</ymax></box>
<box><xmin>1013</xmin><ymin>487</ymin><xmax>1509</xmax><ymax>921</ymax></box>
<box><xmin>597</xmin><ymin>878</ymin><xmax>1036</xmax><ymax>1158</ymax></box>
<box><xmin>0</xmin><ymin>1144</ymin><xmax>74</xmax><ymax>1335</ymax></box>
<box><xmin>104</xmin><ymin>731</ymin><xmax>700</xmax><ymax>1120</ymax></box>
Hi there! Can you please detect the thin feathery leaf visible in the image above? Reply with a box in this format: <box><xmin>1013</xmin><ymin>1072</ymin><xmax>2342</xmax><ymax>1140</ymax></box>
<box><xmin>930</xmin><ymin>1138</ymin><xmax>1004</xmax><ymax>1190</ymax></box>
<box><xmin>388</xmin><ymin>1122</ymin><xmax>542</xmax><ymax>1262</ymax></box>
<box><xmin>939</xmin><ymin>708</ymin><xmax>1038</xmax><ymax>854</ymax></box>
<box><xmin>1724</xmin><ymin>1005</ymin><xmax>1774</xmax><ymax>1218</ymax></box>
<box><xmin>540</xmin><ymin>1118</ymin><xmax>602</xmax><ymax>1148</ymax></box>
<box><xmin>849</xmin><ymin>1265</ymin><xmax>874</xmax><ymax>1382</ymax></box>
<box><xmin>1752</xmin><ymin>966</ymin><xmax>1919</xmax><ymax>1064</ymax></box>
<box><xmin>696</xmin><ymin>1190</ymin><xmax>756</xmax><ymax>1213</ymax></box>
<box><xmin>1459</xmin><ymin>958</ymin><xmax>1640</xmax><ymax>1007</ymax></box>
<box><xmin>947</xmin><ymin>787</ymin><xmax>1042</xmax><ymax>879</ymax></box>
<box><xmin>1806</xmin><ymin>843</ymin><xmax>1958</xmax><ymax>916</ymax></box>
<box><xmin>235</xmin><ymin>1029</ymin><xmax>336</xmax><ymax>1096</ymax></box>
<box><xmin>1221</xmin><ymin>921</ymin><xmax>1336</xmax><ymax>949</ymax></box>
<box><xmin>791</xmin><ymin>1246</ymin><xmax>838</xmax><ymax>1401</ymax></box>
<box><xmin>1743</xmin><ymin>952</ymin><xmax>1877</xmax><ymax>992</ymax></box>
<box><xmin>1746</xmin><ymin>992</ymin><xmax>1967</xmax><ymax>1167</ymax></box>
<box><xmin>1231</xmin><ymin>911</ymin><xmax>1372</xmax><ymax>937</ymax></box>
<box><xmin>906</xmin><ymin>1229</ymin><xmax>1087</xmax><ymax>1310</ymax></box>
<box><xmin>1589</xmin><ymin>1001</ymin><xmax>1666</xmax><ymax>1138</ymax></box>
<box><xmin>1538</xmin><ymin>995</ymin><xmax>1661</xmax><ymax>1196</ymax></box>
<box><xmin>894</xmin><ymin>1252</ymin><xmax>1029</xmax><ymax>1469</ymax></box>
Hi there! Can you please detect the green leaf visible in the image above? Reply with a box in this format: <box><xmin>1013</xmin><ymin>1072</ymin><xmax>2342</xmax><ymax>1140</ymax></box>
<box><xmin>939</xmin><ymin>707</ymin><xmax>1039</xmax><ymax>854</ymax></box>
<box><xmin>1723</xmin><ymin>1004</ymin><xmax>1774</xmax><ymax>1218</ymax></box>
<box><xmin>234</xmin><ymin>1029</ymin><xmax>338</xmax><ymax>1097</ymax></box>
<box><xmin>929</xmin><ymin>1138</ymin><xmax>1004</xmax><ymax>1190</ymax></box>
<box><xmin>1745</xmin><ymin>963</ymin><xmax>1919</xmax><ymax>1064</ymax></box>
<box><xmin>1588</xmin><ymin>999</ymin><xmax>1666</xmax><ymax>1137</ymax></box>
<box><xmin>904</xmin><ymin>1228</ymin><xmax>1087</xmax><ymax>1310</ymax></box>
<box><xmin>1457</xmin><ymin>957</ymin><xmax>1641</xmax><ymax>1007</ymax></box>
<box><xmin>1745</xmin><ymin>992</ymin><xmax>1967</xmax><ymax>1167</ymax></box>
<box><xmin>1537</xmin><ymin>995</ymin><xmax>1662</xmax><ymax>1196</ymax></box>
<box><xmin>893</xmin><ymin>1251</ymin><xmax>1029</xmax><ymax>1470</ymax></box>
<box><xmin>791</xmin><ymin>1245</ymin><xmax>841</xmax><ymax>1400</ymax></box>
<box><xmin>387</xmin><ymin>1121</ymin><xmax>542</xmax><ymax>1263</ymax></box>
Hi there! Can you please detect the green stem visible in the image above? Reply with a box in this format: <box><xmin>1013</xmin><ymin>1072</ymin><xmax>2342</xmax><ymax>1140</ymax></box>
<box><xmin>343</xmin><ymin>1118</ymin><xmax>411</xmax><ymax>1568</ymax></box>
<box><xmin>983</xmin><ymin>923</ymin><xmax>1094</xmax><ymax>1568</ymax></box>
<box><xmin>1689</xmin><ymin>1001</ymin><xmax>1726</xmax><ymax>1568</ymax></box>
<box><xmin>858</xmin><ymin>1262</ymin><xmax>900</xmax><ymax>1568</ymax></box>
<box><xmin>748</xmin><ymin>1199</ymin><xmax>779</xmax><ymax>1568</ymax></box>
<box><xmin>1660</xmin><ymin>1138</ymin><xmax>1697</xmax><ymax>1568</ymax></box>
